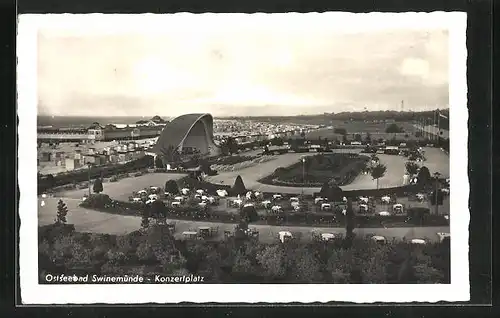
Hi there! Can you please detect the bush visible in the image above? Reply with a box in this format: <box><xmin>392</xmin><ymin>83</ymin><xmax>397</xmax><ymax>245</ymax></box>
<box><xmin>38</xmin><ymin>223</ymin><xmax>76</xmax><ymax>245</ymax></box>
<box><xmin>231</xmin><ymin>175</ymin><xmax>247</xmax><ymax>195</ymax></box>
<box><xmin>93</xmin><ymin>178</ymin><xmax>104</xmax><ymax>194</ymax></box>
<box><xmin>81</xmin><ymin>194</ymin><xmax>113</xmax><ymax>209</ymax></box>
<box><xmin>165</xmin><ymin>179</ymin><xmax>180</xmax><ymax>195</ymax></box>
<box><xmin>417</xmin><ymin>166</ymin><xmax>431</xmax><ymax>186</ymax></box>
<box><xmin>56</xmin><ymin>199</ymin><xmax>68</xmax><ymax>224</ymax></box>
<box><xmin>240</xmin><ymin>205</ymin><xmax>259</xmax><ymax>223</ymax></box>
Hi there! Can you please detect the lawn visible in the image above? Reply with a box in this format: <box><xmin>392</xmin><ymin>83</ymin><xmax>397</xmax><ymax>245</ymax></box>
<box><xmin>57</xmin><ymin>173</ymin><xmax>186</xmax><ymax>201</ymax></box>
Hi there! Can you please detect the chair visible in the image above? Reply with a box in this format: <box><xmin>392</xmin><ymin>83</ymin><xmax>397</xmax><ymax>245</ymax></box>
<box><xmin>251</xmin><ymin>231</ymin><xmax>259</xmax><ymax>240</ymax></box>
<box><xmin>211</xmin><ymin>226</ymin><xmax>219</xmax><ymax>236</ymax></box>
<box><xmin>292</xmin><ymin>231</ymin><xmax>302</xmax><ymax>241</ymax></box>
<box><xmin>311</xmin><ymin>231</ymin><xmax>321</xmax><ymax>241</ymax></box>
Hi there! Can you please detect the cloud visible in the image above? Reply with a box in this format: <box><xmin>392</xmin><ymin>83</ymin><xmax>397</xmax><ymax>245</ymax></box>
<box><xmin>37</xmin><ymin>22</ymin><xmax>449</xmax><ymax>116</ymax></box>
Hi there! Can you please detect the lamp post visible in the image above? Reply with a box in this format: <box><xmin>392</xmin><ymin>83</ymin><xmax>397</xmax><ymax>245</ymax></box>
<box><xmin>87</xmin><ymin>162</ymin><xmax>92</xmax><ymax>197</ymax></box>
<box><xmin>433</xmin><ymin>172</ymin><xmax>441</xmax><ymax>215</ymax></box>
<box><xmin>301</xmin><ymin>156</ymin><xmax>306</xmax><ymax>199</ymax></box>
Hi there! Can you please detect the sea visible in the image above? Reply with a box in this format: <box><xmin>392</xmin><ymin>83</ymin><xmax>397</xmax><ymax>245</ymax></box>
<box><xmin>37</xmin><ymin>116</ymin><xmax>173</xmax><ymax>129</ymax></box>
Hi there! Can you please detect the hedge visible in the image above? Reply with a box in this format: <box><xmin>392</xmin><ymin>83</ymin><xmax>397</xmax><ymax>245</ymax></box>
<box><xmin>82</xmin><ymin>198</ymin><xmax>447</xmax><ymax>228</ymax></box>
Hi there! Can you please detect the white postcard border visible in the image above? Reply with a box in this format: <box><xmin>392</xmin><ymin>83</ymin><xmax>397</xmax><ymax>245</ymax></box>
<box><xmin>18</xmin><ymin>12</ymin><xmax>469</xmax><ymax>304</ymax></box>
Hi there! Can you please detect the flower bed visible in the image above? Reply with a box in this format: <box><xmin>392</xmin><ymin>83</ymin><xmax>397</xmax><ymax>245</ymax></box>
<box><xmin>259</xmin><ymin>153</ymin><xmax>369</xmax><ymax>187</ymax></box>
<box><xmin>209</xmin><ymin>155</ymin><xmax>257</xmax><ymax>166</ymax></box>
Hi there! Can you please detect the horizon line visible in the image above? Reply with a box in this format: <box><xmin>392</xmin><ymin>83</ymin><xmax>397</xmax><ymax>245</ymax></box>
<box><xmin>37</xmin><ymin>108</ymin><xmax>450</xmax><ymax>118</ymax></box>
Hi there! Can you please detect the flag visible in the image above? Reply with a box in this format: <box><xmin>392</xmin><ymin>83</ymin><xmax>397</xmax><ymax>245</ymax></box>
<box><xmin>437</xmin><ymin>109</ymin><xmax>448</xmax><ymax>119</ymax></box>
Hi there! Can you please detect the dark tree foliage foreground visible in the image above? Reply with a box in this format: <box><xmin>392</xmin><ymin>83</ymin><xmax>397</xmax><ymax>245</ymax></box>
<box><xmin>141</xmin><ymin>216</ymin><xmax>150</xmax><ymax>230</ymax></box>
<box><xmin>38</xmin><ymin>222</ymin><xmax>451</xmax><ymax>284</ymax></box>
<box><xmin>93</xmin><ymin>178</ymin><xmax>103</xmax><ymax>194</ymax></box>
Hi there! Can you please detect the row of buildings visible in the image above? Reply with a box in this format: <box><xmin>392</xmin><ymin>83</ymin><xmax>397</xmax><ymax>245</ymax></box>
<box><xmin>213</xmin><ymin>119</ymin><xmax>318</xmax><ymax>145</ymax></box>
<box><xmin>37</xmin><ymin>117</ymin><xmax>167</xmax><ymax>142</ymax></box>
<box><xmin>38</xmin><ymin>141</ymin><xmax>149</xmax><ymax>173</ymax></box>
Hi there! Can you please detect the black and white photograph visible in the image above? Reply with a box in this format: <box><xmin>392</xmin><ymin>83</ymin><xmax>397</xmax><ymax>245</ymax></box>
<box><xmin>18</xmin><ymin>12</ymin><xmax>468</xmax><ymax>303</ymax></box>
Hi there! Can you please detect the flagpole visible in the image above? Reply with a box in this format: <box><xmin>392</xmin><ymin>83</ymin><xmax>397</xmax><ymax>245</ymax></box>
<box><xmin>437</xmin><ymin>109</ymin><xmax>441</xmax><ymax>146</ymax></box>
<box><xmin>433</xmin><ymin>109</ymin><xmax>437</xmax><ymax>141</ymax></box>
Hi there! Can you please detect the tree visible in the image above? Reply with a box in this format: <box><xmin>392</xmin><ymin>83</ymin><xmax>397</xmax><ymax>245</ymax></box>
<box><xmin>365</xmin><ymin>132</ymin><xmax>372</xmax><ymax>144</ymax></box>
<box><xmin>271</xmin><ymin>138</ymin><xmax>284</xmax><ymax>147</ymax></box>
<box><xmin>55</xmin><ymin>199</ymin><xmax>68</xmax><ymax>225</ymax></box>
<box><xmin>164</xmin><ymin>179</ymin><xmax>179</xmax><ymax>195</ymax></box>
<box><xmin>199</xmin><ymin>159</ymin><xmax>211</xmax><ymax>175</ymax></box>
<box><xmin>320</xmin><ymin>182</ymin><xmax>343</xmax><ymax>202</ymax></box>
<box><xmin>370</xmin><ymin>163</ymin><xmax>387</xmax><ymax>189</ymax></box>
<box><xmin>354</xmin><ymin>134</ymin><xmax>362</xmax><ymax>142</ymax></box>
<box><xmin>154</xmin><ymin>156</ymin><xmax>164</xmax><ymax>168</ymax></box>
<box><xmin>319</xmin><ymin>182</ymin><xmax>331</xmax><ymax>197</ymax></box>
<box><xmin>386</xmin><ymin>123</ymin><xmax>403</xmax><ymax>134</ymax></box>
<box><xmin>349</xmin><ymin>267</ymin><xmax>364</xmax><ymax>283</ymax></box>
<box><xmin>46</xmin><ymin>174</ymin><xmax>55</xmax><ymax>188</ymax></box>
<box><xmin>256</xmin><ymin>245</ymin><xmax>286</xmax><ymax>280</ymax></box>
<box><xmin>286</xmin><ymin>247</ymin><xmax>321</xmax><ymax>282</ymax></box>
<box><xmin>329</xmin><ymin>185</ymin><xmax>344</xmax><ymax>202</ymax></box>
<box><xmin>231</xmin><ymin>175</ymin><xmax>247</xmax><ymax>195</ymax></box>
<box><xmin>263</xmin><ymin>144</ymin><xmax>270</xmax><ymax>154</ymax></box>
<box><xmin>429</xmin><ymin>190</ymin><xmax>445</xmax><ymax>206</ymax></box>
<box><xmin>221</xmin><ymin>144</ymin><xmax>230</xmax><ymax>156</ymax></box>
<box><xmin>93</xmin><ymin>178</ymin><xmax>103</xmax><ymax>194</ymax></box>
<box><xmin>342</xmin><ymin>134</ymin><xmax>348</xmax><ymax>144</ymax></box>
<box><xmin>405</xmin><ymin>161</ymin><xmax>420</xmax><ymax>176</ymax></box>
<box><xmin>417</xmin><ymin>166</ymin><xmax>431</xmax><ymax>186</ymax></box>
<box><xmin>150</xmin><ymin>200</ymin><xmax>167</xmax><ymax>220</ymax></box>
<box><xmin>398</xmin><ymin>257</ymin><xmax>417</xmax><ymax>283</ymax></box>
<box><xmin>240</xmin><ymin>205</ymin><xmax>259</xmax><ymax>223</ymax></box>
<box><xmin>225</xmin><ymin>137</ymin><xmax>238</xmax><ymax>155</ymax></box>
<box><xmin>345</xmin><ymin>198</ymin><xmax>355</xmax><ymax>242</ymax></box>
<box><xmin>334</xmin><ymin>128</ymin><xmax>347</xmax><ymax>135</ymax></box>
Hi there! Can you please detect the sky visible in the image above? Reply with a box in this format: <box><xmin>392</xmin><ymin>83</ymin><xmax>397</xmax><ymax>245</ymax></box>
<box><xmin>36</xmin><ymin>14</ymin><xmax>450</xmax><ymax>117</ymax></box>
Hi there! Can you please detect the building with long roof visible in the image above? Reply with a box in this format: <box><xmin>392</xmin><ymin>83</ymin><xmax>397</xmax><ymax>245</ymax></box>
<box><xmin>152</xmin><ymin>113</ymin><xmax>220</xmax><ymax>160</ymax></box>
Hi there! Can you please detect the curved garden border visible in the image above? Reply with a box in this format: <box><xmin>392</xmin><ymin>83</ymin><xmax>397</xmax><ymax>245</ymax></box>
<box><xmin>257</xmin><ymin>152</ymin><xmax>370</xmax><ymax>188</ymax></box>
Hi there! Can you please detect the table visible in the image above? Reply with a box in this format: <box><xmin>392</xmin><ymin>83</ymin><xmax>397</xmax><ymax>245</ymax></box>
<box><xmin>182</xmin><ymin>231</ymin><xmax>198</xmax><ymax>239</ymax></box>
<box><xmin>198</xmin><ymin>227</ymin><xmax>211</xmax><ymax>237</ymax></box>
<box><xmin>321</xmin><ymin>233</ymin><xmax>335</xmax><ymax>241</ymax></box>
<box><xmin>278</xmin><ymin>231</ymin><xmax>292</xmax><ymax>243</ymax></box>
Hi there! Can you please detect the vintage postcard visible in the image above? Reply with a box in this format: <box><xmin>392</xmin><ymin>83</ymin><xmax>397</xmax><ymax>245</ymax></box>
<box><xmin>17</xmin><ymin>12</ymin><xmax>468</xmax><ymax>304</ymax></box>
